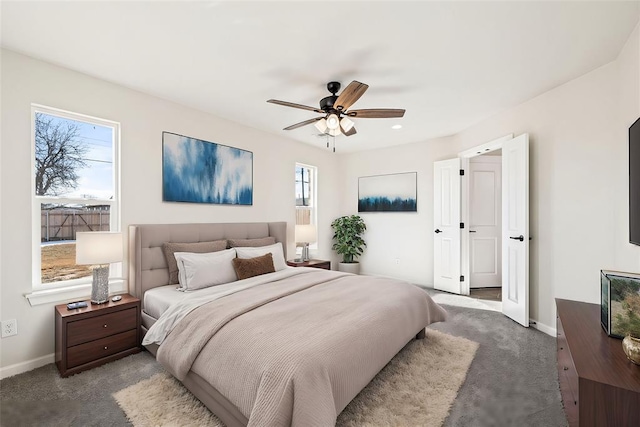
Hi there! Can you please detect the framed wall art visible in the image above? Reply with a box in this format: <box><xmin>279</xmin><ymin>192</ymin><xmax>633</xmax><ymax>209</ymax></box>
<box><xmin>162</xmin><ymin>132</ymin><xmax>253</xmax><ymax>205</ymax></box>
<box><xmin>358</xmin><ymin>172</ymin><xmax>417</xmax><ymax>212</ymax></box>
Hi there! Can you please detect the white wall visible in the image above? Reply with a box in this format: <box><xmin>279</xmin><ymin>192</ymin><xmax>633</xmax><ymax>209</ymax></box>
<box><xmin>338</xmin><ymin>137</ymin><xmax>456</xmax><ymax>285</ymax></box>
<box><xmin>0</xmin><ymin>49</ymin><xmax>341</xmax><ymax>371</ymax></box>
<box><xmin>339</xmin><ymin>23</ymin><xmax>640</xmax><ymax>332</ymax></box>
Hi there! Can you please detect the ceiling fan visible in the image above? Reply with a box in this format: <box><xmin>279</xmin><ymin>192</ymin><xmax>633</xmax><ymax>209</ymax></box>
<box><xmin>267</xmin><ymin>80</ymin><xmax>405</xmax><ymax>137</ymax></box>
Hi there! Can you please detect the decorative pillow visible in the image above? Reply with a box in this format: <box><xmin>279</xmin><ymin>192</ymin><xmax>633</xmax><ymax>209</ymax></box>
<box><xmin>162</xmin><ymin>240</ymin><xmax>227</xmax><ymax>285</ymax></box>
<box><xmin>174</xmin><ymin>248</ymin><xmax>237</xmax><ymax>291</ymax></box>
<box><xmin>227</xmin><ymin>237</ymin><xmax>276</xmax><ymax>248</ymax></box>
<box><xmin>232</xmin><ymin>253</ymin><xmax>275</xmax><ymax>280</ymax></box>
<box><xmin>235</xmin><ymin>242</ymin><xmax>287</xmax><ymax>271</ymax></box>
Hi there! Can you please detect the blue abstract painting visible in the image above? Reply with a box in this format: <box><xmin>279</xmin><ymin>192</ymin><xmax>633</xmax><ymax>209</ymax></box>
<box><xmin>358</xmin><ymin>172</ymin><xmax>417</xmax><ymax>212</ymax></box>
<box><xmin>162</xmin><ymin>132</ymin><xmax>253</xmax><ymax>205</ymax></box>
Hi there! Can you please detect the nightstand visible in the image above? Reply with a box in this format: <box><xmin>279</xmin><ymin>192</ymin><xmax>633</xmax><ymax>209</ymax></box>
<box><xmin>55</xmin><ymin>294</ymin><xmax>141</xmax><ymax>377</ymax></box>
<box><xmin>286</xmin><ymin>259</ymin><xmax>331</xmax><ymax>270</ymax></box>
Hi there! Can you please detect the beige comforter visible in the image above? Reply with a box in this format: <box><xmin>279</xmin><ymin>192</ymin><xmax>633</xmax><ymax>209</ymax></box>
<box><xmin>157</xmin><ymin>269</ymin><xmax>446</xmax><ymax>427</ymax></box>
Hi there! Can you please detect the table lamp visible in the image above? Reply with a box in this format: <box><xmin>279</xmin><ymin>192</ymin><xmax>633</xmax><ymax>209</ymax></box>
<box><xmin>295</xmin><ymin>224</ymin><xmax>317</xmax><ymax>262</ymax></box>
<box><xmin>76</xmin><ymin>231</ymin><xmax>123</xmax><ymax>304</ymax></box>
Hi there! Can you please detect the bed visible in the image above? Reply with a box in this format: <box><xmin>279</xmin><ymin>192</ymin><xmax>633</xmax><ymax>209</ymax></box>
<box><xmin>129</xmin><ymin>222</ymin><xmax>447</xmax><ymax>427</ymax></box>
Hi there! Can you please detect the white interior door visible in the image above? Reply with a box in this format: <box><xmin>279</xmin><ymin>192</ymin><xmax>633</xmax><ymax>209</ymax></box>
<box><xmin>501</xmin><ymin>134</ymin><xmax>529</xmax><ymax>327</ymax></box>
<box><xmin>469</xmin><ymin>156</ymin><xmax>502</xmax><ymax>288</ymax></box>
<box><xmin>433</xmin><ymin>158</ymin><xmax>461</xmax><ymax>294</ymax></box>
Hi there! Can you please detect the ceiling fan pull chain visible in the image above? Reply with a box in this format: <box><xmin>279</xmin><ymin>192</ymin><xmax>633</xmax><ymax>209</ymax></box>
<box><xmin>333</xmin><ymin>135</ymin><xmax>336</xmax><ymax>153</ymax></box>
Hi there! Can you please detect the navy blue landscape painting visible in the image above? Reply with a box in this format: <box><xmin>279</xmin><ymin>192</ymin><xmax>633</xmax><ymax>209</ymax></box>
<box><xmin>162</xmin><ymin>132</ymin><xmax>253</xmax><ymax>205</ymax></box>
<box><xmin>358</xmin><ymin>172</ymin><xmax>417</xmax><ymax>212</ymax></box>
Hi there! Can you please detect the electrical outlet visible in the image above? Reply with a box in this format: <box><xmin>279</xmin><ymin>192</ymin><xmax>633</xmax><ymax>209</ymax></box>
<box><xmin>1</xmin><ymin>319</ymin><xmax>17</xmax><ymax>338</ymax></box>
<box><xmin>395</xmin><ymin>258</ymin><xmax>400</xmax><ymax>265</ymax></box>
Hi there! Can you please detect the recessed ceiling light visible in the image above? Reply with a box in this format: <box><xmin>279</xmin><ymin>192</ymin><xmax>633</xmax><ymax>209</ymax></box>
<box><xmin>391</xmin><ymin>124</ymin><xmax>402</xmax><ymax>130</ymax></box>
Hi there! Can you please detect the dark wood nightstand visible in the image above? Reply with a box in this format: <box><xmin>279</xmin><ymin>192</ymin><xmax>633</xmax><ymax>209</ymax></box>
<box><xmin>55</xmin><ymin>294</ymin><xmax>141</xmax><ymax>377</ymax></box>
<box><xmin>286</xmin><ymin>259</ymin><xmax>331</xmax><ymax>270</ymax></box>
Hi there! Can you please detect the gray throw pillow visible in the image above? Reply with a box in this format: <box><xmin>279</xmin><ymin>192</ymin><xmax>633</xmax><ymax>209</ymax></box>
<box><xmin>227</xmin><ymin>237</ymin><xmax>276</xmax><ymax>248</ymax></box>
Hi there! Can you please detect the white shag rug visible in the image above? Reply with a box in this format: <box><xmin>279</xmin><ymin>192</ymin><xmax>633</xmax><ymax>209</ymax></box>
<box><xmin>114</xmin><ymin>329</ymin><xmax>478</xmax><ymax>427</ymax></box>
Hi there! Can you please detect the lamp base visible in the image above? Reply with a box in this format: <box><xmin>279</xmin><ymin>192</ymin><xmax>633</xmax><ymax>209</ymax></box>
<box><xmin>301</xmin><ymin>244</ymin><xmax>310</xmax><ymax>262</ymax></box>
<box><xmin>91</xmin><ymin>265</ymin><xmax>110</xmax><ymax>304</ymax></box>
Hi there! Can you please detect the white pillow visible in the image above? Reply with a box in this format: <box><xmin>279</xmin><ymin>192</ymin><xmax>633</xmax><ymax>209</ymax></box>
<box><xmin>174</xmin><ymin>248</ymin><xmax>237</xmax><ymax>291</ymax></box>
<box><xmin>234</xmin><ymin>242</ymin><xmax>287</xmax><ymax>271</ymax></box>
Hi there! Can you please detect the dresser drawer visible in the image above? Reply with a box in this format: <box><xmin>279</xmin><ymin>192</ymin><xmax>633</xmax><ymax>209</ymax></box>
<box><xmin>67</xmin><ymin>307</ymin><xmax>137</xmax><ymax>347</ymax></box>
<box><xmin>67</xmin><ymin>329</ymin><xmax>137</xmax><ymax>368</ymax></box>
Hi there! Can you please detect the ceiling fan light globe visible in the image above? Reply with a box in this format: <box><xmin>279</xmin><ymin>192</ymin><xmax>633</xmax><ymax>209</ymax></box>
<box><xmin>328</xmin><ymin>128</ymin><xmax>341</xmax><ymax>137</ymax></box>
<box><xmin>340</xmin><ymin>117</ymin><xmax>354</xmax><ymax>132</ymax></box>
<box><xmin>314</xmin><ymin>118</ymin><xmax>328</xmax><ymax>133</ymax></box>
<box><xmin>326</xmin><ymin>113</ymin><xmax>340</xmax><ymax>130</ymax></box>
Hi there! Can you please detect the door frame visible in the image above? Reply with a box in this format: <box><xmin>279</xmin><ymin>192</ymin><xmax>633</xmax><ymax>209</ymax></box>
<box><xmin>459</xmin><ymin>134</ymin><xmax>513</xmax><ymax>295</ymax></box>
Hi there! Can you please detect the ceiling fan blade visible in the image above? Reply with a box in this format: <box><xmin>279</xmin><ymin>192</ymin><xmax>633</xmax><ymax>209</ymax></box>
<box><xmin>267</xmin><ymin>99</ymin><xmax>323</xmax><ymax>113</ymax></box>
<box><xmin>334</xmin><ymin>81</ymin><xmax>369</xmax><ymax>111</ymax></box>
<box><xmin>283</xmin><ymin>117</ymin><xmax>322</xmax><ymax>131</ymax></box>
<box><xmin>343</xmin><ymin>126</ymin><xmax>357</xmax><ymax>137</ymax></box>
<box><xmin>346</xmin><ymin>108</ymin><xmax>405</xmax><ymax>118</ymax></box>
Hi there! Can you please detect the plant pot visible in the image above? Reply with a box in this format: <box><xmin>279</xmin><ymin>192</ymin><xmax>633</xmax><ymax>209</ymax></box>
<box><xmin>338</xmin><ymin>262</ymin><xmax>360</xmax><ymax>275</ymax></box>
<box><xmin>623</xmin><ymin>334</ymin><xmax>640</xmax><ymax>365</ymax></box>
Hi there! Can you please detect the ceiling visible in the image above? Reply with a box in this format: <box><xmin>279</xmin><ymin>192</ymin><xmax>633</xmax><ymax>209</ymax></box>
<box><xmin>2</xmin><ymin>1</ymin><xmax>639</xmax><ymax>152</ymax></box>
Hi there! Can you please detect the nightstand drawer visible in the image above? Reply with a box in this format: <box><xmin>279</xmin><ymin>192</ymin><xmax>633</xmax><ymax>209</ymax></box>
<box><xmin>67</xmin><ymin>329</ymin><xmax>137</xmax><ymax>368</ymax></box>
<box><xmin>67</xmin><ymin>307</ymin><xmax>137</xmax><ymax>346</ymax></box>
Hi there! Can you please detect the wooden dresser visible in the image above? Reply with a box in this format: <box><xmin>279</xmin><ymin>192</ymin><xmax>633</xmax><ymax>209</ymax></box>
<box><xmin>556</xmin><ymin>299</ymin><xmax>640</xmax><ymax>426</ymax></box>
<box><xmin>55</xmin><ymin>294</ymin><xmax>141</xmax><ymax>377</ymax></box>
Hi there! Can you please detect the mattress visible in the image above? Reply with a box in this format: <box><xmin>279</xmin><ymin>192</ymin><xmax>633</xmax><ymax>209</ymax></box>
<box><xmin>143</xmin><ymin>285</ymin><xmax>187</xmax><ymax>320</ymax></box>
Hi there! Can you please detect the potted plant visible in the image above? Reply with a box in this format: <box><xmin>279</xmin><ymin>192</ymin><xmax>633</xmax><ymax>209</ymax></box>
<box><xmin>331</xmin><ymin>215</ymin><xmax>366</xmax><ymax>274</ymax></box>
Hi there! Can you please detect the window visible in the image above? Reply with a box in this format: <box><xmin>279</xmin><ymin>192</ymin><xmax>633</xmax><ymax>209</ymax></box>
<box><xmin>31</xmin><ymin>105</ymin><xmax>120</xmax><ymax>292</ymax></box>
<box><xmin>295</xmin><ymin>164</ymin><xmax>316</xmax><ymax>226</ymax></box>
<box><xmin>295</xmin><ymin>163</ymin><xmax>317</xmax><ymax>255</ymax></box>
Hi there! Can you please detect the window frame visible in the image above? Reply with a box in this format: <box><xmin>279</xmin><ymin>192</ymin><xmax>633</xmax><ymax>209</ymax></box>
<box><xmin>28</xmin><ymin>105</ymin><xmax>122</xmax><ymax>304</ymax></box>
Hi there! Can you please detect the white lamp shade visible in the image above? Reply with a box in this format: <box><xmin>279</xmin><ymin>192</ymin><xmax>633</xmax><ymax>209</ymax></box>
<box><xmin>295</xmin><ymin>224</ymin><xmax>317</xmax><ymax>244</ymax></box>
<box><xmin>76</xmin><ymin>232</ymin><xmax>123</xmax><ymax>265</ymax></box>
<box><xmin>326</xmin><ymin>114</ymin><xmax>340</xmax><ymax>130</ymax></box>
<box><xmin>340</xmin><ymin>117</ymin><xmax>354</xmax><ymax>132</ymax></box>
<box><xmin>314</xmin><ymin>118</ymin><xmax>328</xmax><ymax>133</ymax></box>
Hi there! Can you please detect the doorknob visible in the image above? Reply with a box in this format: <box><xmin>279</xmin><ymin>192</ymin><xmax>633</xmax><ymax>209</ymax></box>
<box><xmin>510</xmin><ymin>235</ymin><xmax>524</xmax><ymax>242</ymax></box>
<box><xmin>434</xmin><ymin>229</ymin><xmax>442</xmax><ymax>234</ymax></box>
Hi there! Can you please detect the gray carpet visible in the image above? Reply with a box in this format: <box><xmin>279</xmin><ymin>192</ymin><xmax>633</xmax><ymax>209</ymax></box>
<box><xmin>0</xmin><ymin>303</ymin><xmax>567</xmax><ymax>427</ymax></box>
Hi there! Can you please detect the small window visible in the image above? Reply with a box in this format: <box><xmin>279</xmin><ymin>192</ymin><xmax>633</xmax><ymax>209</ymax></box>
<box><xmin>32</xmin><ymin>106</ymin><xmax>120</xmax><ymax>289</ymax></box>
<box><xmin>295</xmin><ymin>163</ymin><xmax>317</xmax><ymax>256</ymax></box>
<box><xmin>295</xmin><ymin>164</ymin><xmax>316</xmax><ymax>226</ymax></box>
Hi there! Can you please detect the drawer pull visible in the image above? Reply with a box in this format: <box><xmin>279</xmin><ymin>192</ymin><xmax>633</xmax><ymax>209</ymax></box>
<box><xmin>563</xmin><ymin>366</ymin><xmax>569</xmax><ymax>371</ymax></box>
<box><xmin>560</xmin><ymin>347</ymin><xmax>563</xmax><ymax>350</ymax></box>
<box><xmin>104</xmin><ymin>346</ymin><xmax>108</xmax><ymax>350</ymax></box>
<box><xmin>103</xmin><ymin>324</ymin><xmax>108</xmax><ymax>328</ymax></box>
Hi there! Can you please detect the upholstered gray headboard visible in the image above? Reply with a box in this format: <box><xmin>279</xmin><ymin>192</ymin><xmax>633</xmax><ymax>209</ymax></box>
<box><xmin>128</xmin><ymin>222</ymin><xmax>287</xmax><ymax>299</ymax></box>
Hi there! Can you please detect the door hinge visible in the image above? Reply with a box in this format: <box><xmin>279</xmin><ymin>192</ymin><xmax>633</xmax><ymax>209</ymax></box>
<box><xmin>460</xmin><ymin>275</ymin><xmax>465</xmax><ymax>282</ymax></box>
<box><xmin>460</xmin><ymin>222</ymin><xmax>464</xmax><ymax>229</ymax></box>
<box><xmin>460</xmin><ymin>169</ymin><xmax>464</xmax><ymax>176</ymax></box>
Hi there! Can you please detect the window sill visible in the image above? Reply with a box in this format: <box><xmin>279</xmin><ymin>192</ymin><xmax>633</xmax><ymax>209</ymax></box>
<box><xmin>25</xmin><ymin>279</ymin><xmax>126</xmax><ymax>306</ymax></box>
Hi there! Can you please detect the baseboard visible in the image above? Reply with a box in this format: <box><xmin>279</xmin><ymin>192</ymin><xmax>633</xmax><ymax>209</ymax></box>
<box><xmin>0</xmin><ymin>353</ymin><xmax>54</xmax><ymax>380</ymax></box>
<box><xmin>530</xmin><ymin>319</ymin><xmax>556</xmax><ymax>337</ymax></box>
